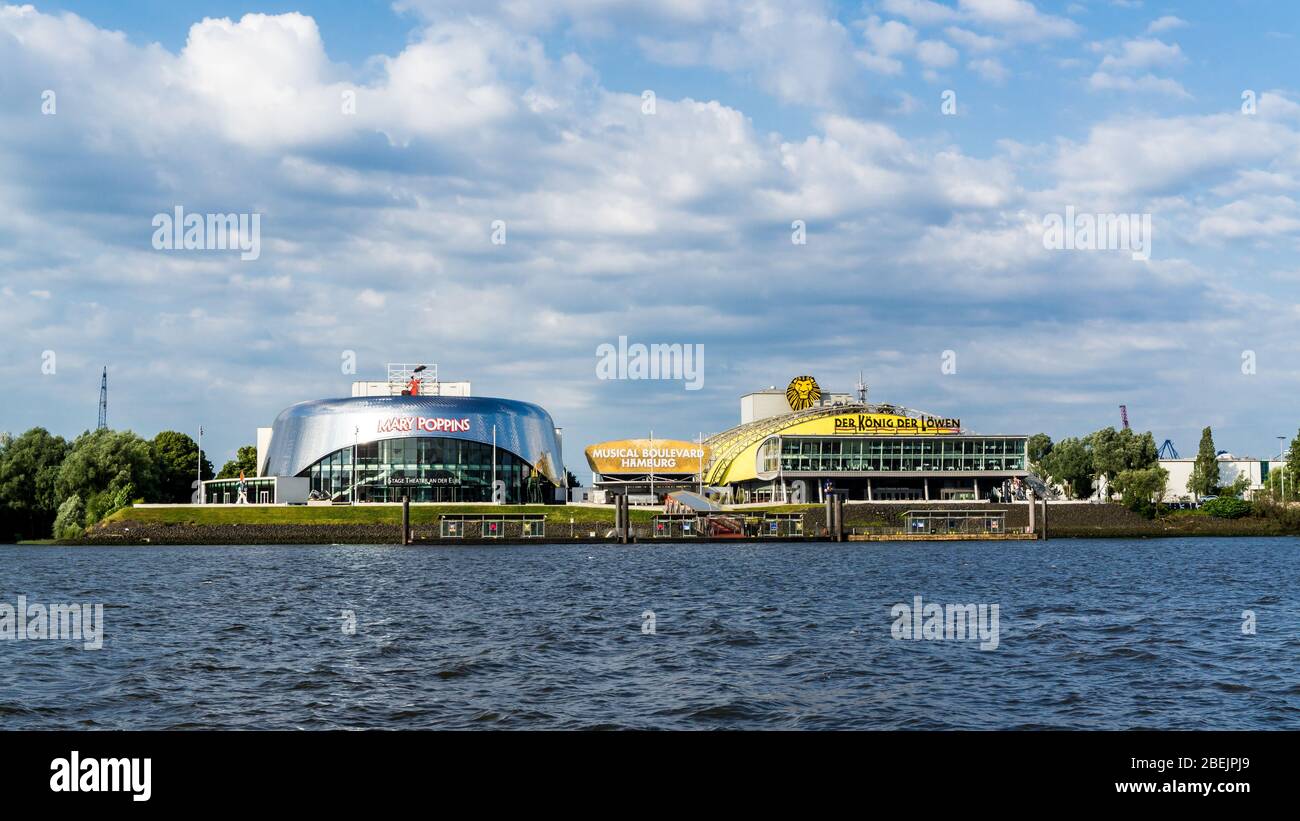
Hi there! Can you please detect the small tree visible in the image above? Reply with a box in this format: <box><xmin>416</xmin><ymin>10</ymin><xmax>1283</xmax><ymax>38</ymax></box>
<box><xmin>1223</xmin><ymin>470</ymin><xmax>1251</xmax><ymax>499</ymax></box>
<box><xmin>55</xmin><ymin>429</ymin><xmax>160</xmax><ymax>527</ymax></box>
<box><xmin>1026</xmin><ymin>433</ymin><xmax>1053</xmax><ymax>476</ymax></box>
<box><xmin>1113</xmin><ymin>466</ymin><xmax>1169</xmax><ymax>518</ymax></box>
<box><xmin>151</xmin><ymin>431</ymin><xmax>214</xmax><ymax>503</ymax></box>
<box><xmin>217</xmin><ymin>445</ymin><xmax>259</xmax><ymax>479</ymax></box>
<box><xmin>1043</xmin><ymin>437</ymin><xmax>1094</xmax><ymax>500</ymax></box>
<box><xmin>53</xmin><ymin>494</ymin><xmax>85</xmax><ymax>540</ymax></box>
<box><xmin>1282</xmin><ymin>428</ymin><xmax>1300</xmax><ymax>503</ymax></box>
<box><xmin>1187</xmin><ymin>426</ymin><xmax>1218</xmax><ymax>500</ymax></box>
<box><xmin>1090</xmin><ymin>427</ymin><xmax>1159</xmax><ymax>499</ymax></box>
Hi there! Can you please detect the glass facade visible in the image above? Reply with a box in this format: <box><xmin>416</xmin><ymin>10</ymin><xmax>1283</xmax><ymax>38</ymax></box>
<box><xmin>305</xmin><ymin>436</ymin><xmax>555</xmax><ymax>504</ymax></box>
<box><xmin>767</xmin><ymin>436</ymin><xmax>1026</xmax><ymax>474</ymax></box>
<box><xmin>203</xmin><ymin>477</ymin><xmax>279</xmax><ymax>504</ymax></box>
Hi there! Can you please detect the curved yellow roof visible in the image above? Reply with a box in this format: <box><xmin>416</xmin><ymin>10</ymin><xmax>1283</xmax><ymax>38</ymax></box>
<box><xmin>702</xmin><ymin>403</ymin><xmax>962</xmax><ymax>485</ymax></box>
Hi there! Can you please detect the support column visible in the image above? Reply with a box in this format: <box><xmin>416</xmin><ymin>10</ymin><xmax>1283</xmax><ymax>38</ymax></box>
<box><xmin>867</xmin><ymin>478</ymin><xmax>873</xmax><ymax>501</ymax></box>
<box><xmin>1041</xmin><ymin>496</ymin><xmax>1048</xmax><ymax>541</ymax></box>
<box><xmin>835</xmin><ymin>493</ymin><xmax>845</xmax><ymax>542</ymax></box>
<box><xmin>824</xmin><ymin>494</ymin><xmax>833</xmax><ymax>539</ymax></box>
<box><xmin>924</xmin><ymin>478</ymin><xmax>929</xmax><ymax>501</ymax></box>
<box><xmin>401</xmin><ymin>495</ymin><xmax>410</xmax><ymax>545</ymax></box>
<box><xmin>974</xmin><ymin>478</ymin><xmax>979</xmax><ymax>500</ymax></box>
<box><xmin>1027</xmin><ymin>490</ymin><xmax>1036</xmax><ymax>536</ymax></box>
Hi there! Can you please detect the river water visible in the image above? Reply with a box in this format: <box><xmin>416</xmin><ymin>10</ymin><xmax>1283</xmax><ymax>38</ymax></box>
<box><xmin>2</xmin><ymin>538</ymin><xmax>1297</xmax><ymax>729</ymax></box>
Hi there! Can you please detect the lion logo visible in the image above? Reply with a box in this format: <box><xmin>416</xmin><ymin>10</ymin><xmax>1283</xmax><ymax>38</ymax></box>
<box><xmin>786</xmin><ymin>375</ymin><xmax>821</xmax><ymax>411</ymax></box>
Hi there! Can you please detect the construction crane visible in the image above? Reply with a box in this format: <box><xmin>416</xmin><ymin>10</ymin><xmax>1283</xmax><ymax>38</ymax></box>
<box><xmin>1119</xmin><ymin>404</ymin><xmax>1129</xmax><ymax>430</ymax></box>
<box><xmin>97</xmin><ymin>367</ymin><xmax>108</xmax><ymax>430</ymax></box>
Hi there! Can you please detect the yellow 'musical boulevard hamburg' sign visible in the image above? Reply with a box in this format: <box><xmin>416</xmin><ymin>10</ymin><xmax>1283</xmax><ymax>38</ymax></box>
<box><xmin>585</xmin><ymin>439</ymin><xmax>710</xmax><ymax>475</ymax></box>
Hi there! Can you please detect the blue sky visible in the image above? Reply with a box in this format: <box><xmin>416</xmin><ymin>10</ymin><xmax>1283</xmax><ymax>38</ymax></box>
<box><xmin>1</xmin><ymin>0</ymin><xmax>1298</xmax><ymax>472</ymax></box>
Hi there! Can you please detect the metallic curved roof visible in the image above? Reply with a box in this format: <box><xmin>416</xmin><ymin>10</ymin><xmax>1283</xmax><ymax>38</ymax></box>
<box><xmin>261</xmin><ymin>395</ymin><xmax>564</xmax><ymax>484</ymax></box>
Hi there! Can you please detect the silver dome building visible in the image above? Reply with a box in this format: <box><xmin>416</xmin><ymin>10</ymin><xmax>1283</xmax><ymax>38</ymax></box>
<box><xmin>255</xmin><ymin>394</ymin><xmax>566</xmax><ymax>504</ymax></box>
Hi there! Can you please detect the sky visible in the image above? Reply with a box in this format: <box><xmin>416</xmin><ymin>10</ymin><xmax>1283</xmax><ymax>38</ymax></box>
<box><xmin>1</xmin><ymin>0</ymin><xmax>1298</xmax><ymax>474</ymax></box>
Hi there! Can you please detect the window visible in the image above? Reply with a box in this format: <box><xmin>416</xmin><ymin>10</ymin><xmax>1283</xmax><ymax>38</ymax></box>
<box><xmin>299</xmin><ymin>436</ymin><xmax>550</xmax><ymax>503</ymax></box>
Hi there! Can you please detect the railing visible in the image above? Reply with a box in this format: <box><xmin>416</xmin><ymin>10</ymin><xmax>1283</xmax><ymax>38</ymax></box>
<box><xmin>852</xmin><ymin>520</ymin><xmax>1007</xmax><ymax>537</ymax></box>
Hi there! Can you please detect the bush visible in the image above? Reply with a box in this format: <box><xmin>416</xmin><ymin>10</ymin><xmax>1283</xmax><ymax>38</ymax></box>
<box><xmin>1250</xmin><ymin>498</ymin><xmax>1300</xmax><ymax>530</ymax></box>
<box><xmin>53</xmin><ymin>494</ymin><xmax>85</xmax><ymax>540</ymax></box>
<box><xmin>1202</xmin><ymin>497</ymin><xmax>1251</xmax><ymax>519</ymax></box>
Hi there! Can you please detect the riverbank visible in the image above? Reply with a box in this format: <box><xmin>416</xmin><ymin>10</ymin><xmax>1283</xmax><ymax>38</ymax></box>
<box><xmin>16</xmin><ymin>500</ymin><xmax>1298</xmax><ymax>545</ymax></box>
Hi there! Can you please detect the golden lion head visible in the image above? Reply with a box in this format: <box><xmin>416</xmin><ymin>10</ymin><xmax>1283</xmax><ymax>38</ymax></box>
<box><xmin>786</xmin><ymin>375</ymin><xmax>821</xmax><ymax>410</ymax></box>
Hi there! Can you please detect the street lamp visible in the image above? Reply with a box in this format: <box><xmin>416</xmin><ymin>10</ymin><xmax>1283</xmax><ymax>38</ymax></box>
<box><xmin>197</xmin><ymin>425</ymin><xmax>204</xmax><ymax>505</ymax></box>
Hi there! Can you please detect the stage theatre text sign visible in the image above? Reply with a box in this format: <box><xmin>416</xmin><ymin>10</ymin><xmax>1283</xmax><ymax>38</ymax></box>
<box><xmin>585</xmin><ymin>440</ymin><xmax>711</xmax><ymax>474</ymax></box>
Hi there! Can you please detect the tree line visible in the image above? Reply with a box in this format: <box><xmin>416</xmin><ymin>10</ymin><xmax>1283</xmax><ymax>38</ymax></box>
<box><xmin>0</xmin><ymin>428</ymin><xmax>257</xmax><ymax>541</ymax></box>
<box><xmin>1028</xmin><ymin>425</ymin><xmax>1300</xmax><ymax>516</ymax></box>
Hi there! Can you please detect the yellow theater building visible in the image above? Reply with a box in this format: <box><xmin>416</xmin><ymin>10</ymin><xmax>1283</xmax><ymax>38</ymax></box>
<box><xmin>701</xmin><ymin>377</ymin><xmax>1030</xmax><ymax>503</ymax></box>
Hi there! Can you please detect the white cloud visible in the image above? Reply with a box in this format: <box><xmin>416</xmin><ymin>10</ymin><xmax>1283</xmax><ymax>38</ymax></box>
<box><xmin>1098</xmin><ymin>37</ymin><xmax>1186</xmax><ymax>72</ymax></box>
<box><xmin>916</xmin><ymin>38</ymin><xmax>959</xmax><ymax>68</ymax></box>
<box><xmin>881</xmin><ymin>0</ymin><xmax>961</xmax><ymax>26</ymax></box>
<box><xmin>1197</xmin><ymin>196</ymin><xmax>1300</xmax><ymax>241</ymax></box>
<box><xmin>945</xmin><ymin>26</ymin><xmax>1003</xmax><ymax>52</ymax></box>
<box><xmin>863</xmin><ymin>16</ymin><xmax>918</xmax><ymax>55</ymax></box>
<box><xmin>882</xmin><ymin>0</ymin><xmax>1078</xmax><ymax>42</ymax></box>
<box><xmin>1085</xmin><ymin>36</ymin><xmax>1188</xmax><ymax>98</ymax></box>
<box><xmin>1147</xmin><ymin>15</ymin><xmax>1187</xmax><ymax>33</ymax></box>
<box><xmin>1088</xmin><ymin>71</ymin><xmax>1189</xmax><ymax>98</ymax></box>
<box><xmin>957</xmin><ymin>0</ymin><xmax>1080</xmax><ymax>41</ymax></box>
<box><xmin>969</xmin><ymin>57</ymin><xmax>1010</xmax><ymax>83</ymax></box>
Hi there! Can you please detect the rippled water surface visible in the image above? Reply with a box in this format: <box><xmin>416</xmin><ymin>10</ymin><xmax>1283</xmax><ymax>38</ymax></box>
<box><xmin>2</xmin><ymin>538</ymin><xmax>1298</xmax><ymax>729</ymax></box>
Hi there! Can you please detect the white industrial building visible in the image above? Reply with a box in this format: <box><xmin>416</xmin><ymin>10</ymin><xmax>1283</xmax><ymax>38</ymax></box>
<box><xmin>1155</xmin><ymin>455</ymin><xmax>1285</xmax><ymax>503</ymax></box>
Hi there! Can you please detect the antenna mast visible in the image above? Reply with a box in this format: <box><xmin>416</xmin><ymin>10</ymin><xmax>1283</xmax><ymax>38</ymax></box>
<box><xmin>856</xmin><ymin>371</ymin><xmax>868</xmax><ymax>403</ymax></box>
<box><xmin>97</xmin><ymin>367</ymin><xmax>108</xmax><ymax>430</ymax></box>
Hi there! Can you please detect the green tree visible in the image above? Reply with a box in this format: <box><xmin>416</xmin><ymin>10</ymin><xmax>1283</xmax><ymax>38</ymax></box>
<box><xmin>1282</xmin><ymin>428</ymin><xmax>1300</xmax><ymax>502</ymax></box>
<box><xmin>1261</xmin><ymin>429</ymin><xmax>1300</xmax><ymax>502</ymax></box>
<box><xmin>1223</xmin><ymin>470</ymin><xmax>1251</xmax><ymax>498</ymax></box>
<box><xmin>1187</xmin><ymin>426</ymin><xmax>1218</xmax><ymax>500</ymax></box>
<box><xmin>151</xmin><ymin>430</ymin><xmax>214</xmax><ymax>503</ymax></box>
<box><xmin>1112</xmin><ymin>466</ymin><xmax>1169</xmax><ymax>518</ymax></box>
<box><xmin>1090</xmin><ymin>427</ymin><xmax>1159</xmax><ymax>498</ymax></box>
<box><xmin>216</xmin><ymin>445</ymin><xmax>259</xmax><ymax>479</ymax></box>
<box><xmin>1043</xmin><ymin>437</ymin><xmax>1094</xmax><ymax>500</ymax></box>
<box><xmin>0</xmin><ymin>427</ymin><xmax>71</xmax><ymax>539</ymax></box>
<box><xmin>55</xmin><ymin>429</ymin><xmax>161</xmax><ymax>527</ymax></box>
<box><xmin>53</xmin><ymin>494</ymin><xmax>85</xmax><ymax>540</ymax></box>
<box><xmin>1026</xmin><ymin>433</ymin><xmax>1053</xmax><ymax>476</ymax></box>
